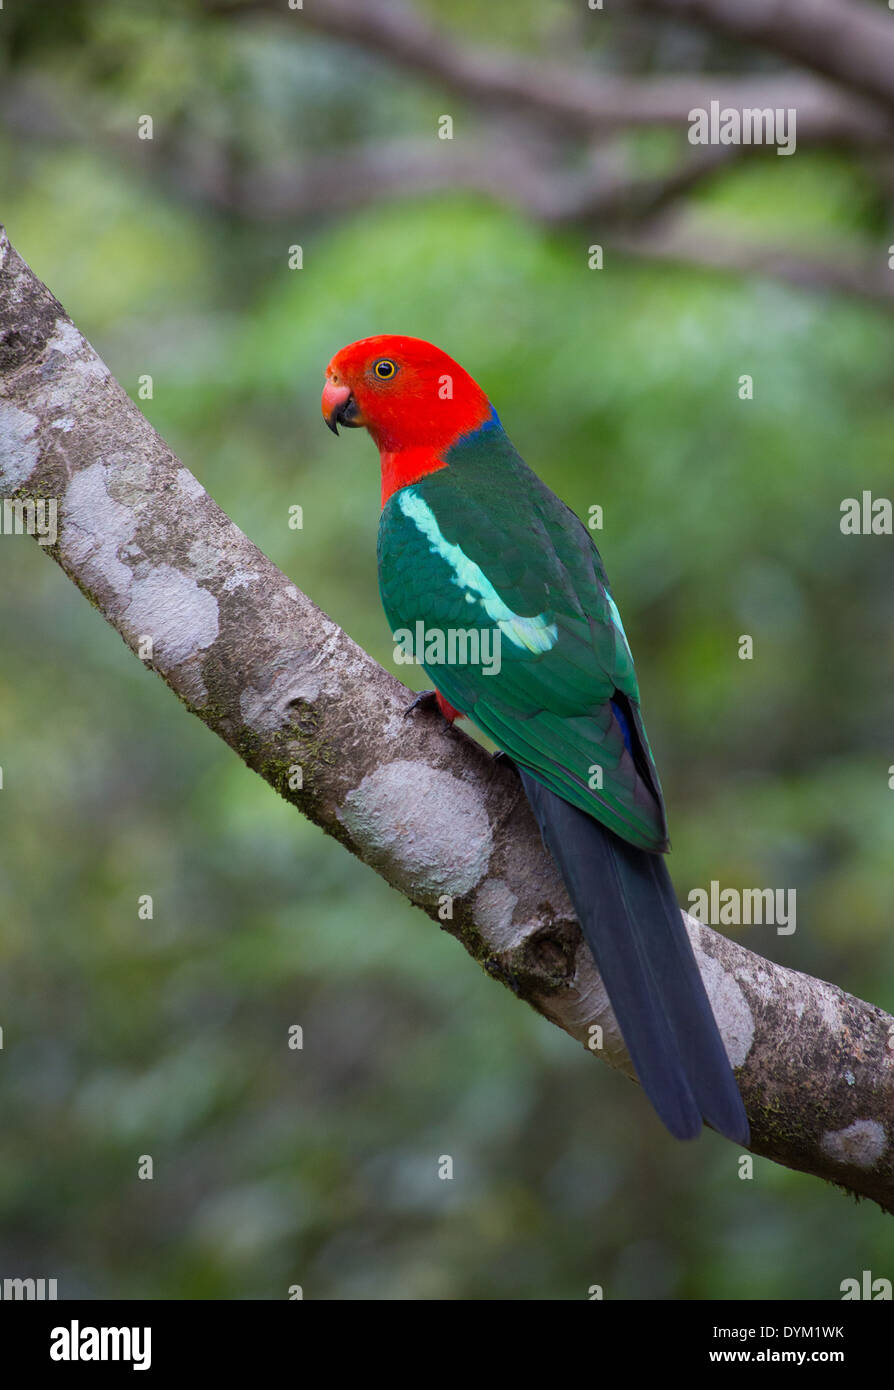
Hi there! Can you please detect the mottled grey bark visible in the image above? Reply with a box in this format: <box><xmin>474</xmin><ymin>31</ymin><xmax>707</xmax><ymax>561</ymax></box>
<box><xmin>2</xmin><ymin>226</ymin><xmax>893</xmax><ymax>1211</ymax></box>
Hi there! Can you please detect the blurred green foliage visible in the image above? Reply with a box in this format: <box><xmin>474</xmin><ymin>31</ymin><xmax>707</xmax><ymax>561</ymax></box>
<box><xmin>1</xmin><ymin>0</ymin><xmax>893</xmax><ymax>1300</ymax></box>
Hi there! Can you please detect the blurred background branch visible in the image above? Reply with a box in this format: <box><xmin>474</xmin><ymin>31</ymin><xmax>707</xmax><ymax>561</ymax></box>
<box><xmin>4</xmin><ymin>0</ymin><xmax>894</xmax><ymax>305</ymax></box>
<box><xmin>203</xmin><ymin>0</ymin><xmax>894</xmax><ymax>305</ymax></box>
<box><xmin>632</xmin><ymin>0</ymin><xmax>894</xmax><ymax>115</ymax></box>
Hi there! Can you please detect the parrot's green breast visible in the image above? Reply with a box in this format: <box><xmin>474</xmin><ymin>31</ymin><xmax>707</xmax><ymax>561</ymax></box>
<box><xmin>377</xmin><ymin>420</ymin><xmax>668</xmax><ymax>852</ymax></box>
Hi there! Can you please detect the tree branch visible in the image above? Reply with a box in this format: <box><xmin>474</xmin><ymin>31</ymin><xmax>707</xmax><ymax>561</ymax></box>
<box><xmin>206</xmin><ymin>0</ymin><xmax>894</xmax><ymax>145</ymax></box>
<box><xmin>160</xmin><ymin>132</ymin><xmax>743</xmax><ymax>228</ymax></box>
<box><xmin>157</xmin><ymin>136</ymin><xmax>894</xmax><ymax>313</ymax></box>
<box><xmin>635</xmin><ymin>0</ymin><xmax>894</xmax><ymax>118</ymax></box>
<box><xmin>5</xmin><ymin>24</ymin><xmax>894</xmax><ymax>314</ymax></box>
<box><xmin>613</xmin><ymin>211</ymin><xmax>894</xmax><ymax>309</ymax></box>
<box><xmin>8</xmin><ymin>73</ymin><xmax>884</xmax><ymax>313</ymax></box>
<box><xmin>0</xmin><ymin>66</ymin><xmax>752</xmax><ymax>223</ymax></box>
<box><xmin>2</xmin><ymin>226</ymin><xmax>893</xmax><ymax>1209</ymax></box>
<box><xmin>216</xmin><ymin>0</ymin><xmax>894</xmax><ymax>145</ymax></box>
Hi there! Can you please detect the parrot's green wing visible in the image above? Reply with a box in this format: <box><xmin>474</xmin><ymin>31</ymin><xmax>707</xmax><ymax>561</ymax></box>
<box><xmin>377</xmin><ymin>423</ymin><xmax>668</xmax><ymax>852</ymax></box>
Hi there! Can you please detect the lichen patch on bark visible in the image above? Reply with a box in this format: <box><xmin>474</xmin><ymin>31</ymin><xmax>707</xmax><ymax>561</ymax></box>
<box><xmin>122</xmin><ymin>563</ymin><xmax>220</xmax><ymax>666</ymax></box>
<box><xmin>821</xmin><ymin>1119</ymin><xmax>887</xmax><ymax>1169</ymax></box>
<box><xmin>0</xmin><ymin>402</ymin><xmax>40</xmax><ymax>489</ymax></box>
<box><xmin>63</xmin><ymin>463</ymin><xmax>137</xmax><ymax>598</ymax></box>
<box><xmin>339</xmin><ymin>759</ymin><xmax>493</xmax><ymax>904</ymax></box>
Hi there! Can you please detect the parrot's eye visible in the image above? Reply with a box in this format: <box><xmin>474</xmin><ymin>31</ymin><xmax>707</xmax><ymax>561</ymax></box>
<box><xmin>373</xmin><ymin>359</ymin><xmax>397</xmax><ymax>380</ymax></box>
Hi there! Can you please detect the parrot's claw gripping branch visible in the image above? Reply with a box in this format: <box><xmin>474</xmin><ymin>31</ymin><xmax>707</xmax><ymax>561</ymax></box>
<box><xmin>403</xmin><ymin>688</ymin><xmax>440</xmax><ymax>718</ymax></box>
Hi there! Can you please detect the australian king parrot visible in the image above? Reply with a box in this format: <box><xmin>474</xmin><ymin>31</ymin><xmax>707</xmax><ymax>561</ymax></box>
<box><xmin>321</xmin><ymin>334</ymin><xmax>749</xmax><ymax>1145</ymax></box>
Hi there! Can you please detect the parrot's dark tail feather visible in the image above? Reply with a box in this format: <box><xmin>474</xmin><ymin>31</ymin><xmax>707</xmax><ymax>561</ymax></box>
<box><xmin>520</xmin><ymin>771</ymin><xmax>750</xmax><ymax>1145</ymax></box>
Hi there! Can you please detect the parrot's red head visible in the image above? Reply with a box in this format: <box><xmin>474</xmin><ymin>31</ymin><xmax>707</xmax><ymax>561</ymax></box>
<box><xmin>322</xmin><ymin>335</ymin><xmax>494</xmax><ymax>506</ymax></box>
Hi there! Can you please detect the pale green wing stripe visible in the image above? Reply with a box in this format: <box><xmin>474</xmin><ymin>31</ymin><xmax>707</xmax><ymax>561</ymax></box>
<box><xmin>398</xmin><ymin>488</ymin><xmax>558</xmax><ymax>654</ymax></box>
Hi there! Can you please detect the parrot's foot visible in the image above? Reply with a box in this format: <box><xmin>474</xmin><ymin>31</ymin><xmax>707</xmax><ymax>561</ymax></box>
<box><xmin>404</xmin><ymin>689</ymin><xmax>465</xmax><ymax>723</ymax></box>
<box><xmin>403</xmin><ymin>689</ymin><xmax>440</xmax><ymax>718</ymax></box>
<box><xmin>492</xmin><ymin>749</ymin><xmax>517</xmax><ymax>769</ymax></box>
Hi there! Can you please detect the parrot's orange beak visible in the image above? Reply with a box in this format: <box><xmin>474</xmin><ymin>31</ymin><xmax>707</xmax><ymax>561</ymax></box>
<box><xmin>322</xmin><ymin>377</ymin><xmax>362</xmax><ymax>434</ymax></box>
